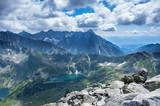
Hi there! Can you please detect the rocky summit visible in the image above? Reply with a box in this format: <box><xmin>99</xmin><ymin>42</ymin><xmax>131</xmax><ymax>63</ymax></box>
<box><xmin>44</xmin><ymin>69</ymin><xmax>160</xmax><ymax>106</ymax></box>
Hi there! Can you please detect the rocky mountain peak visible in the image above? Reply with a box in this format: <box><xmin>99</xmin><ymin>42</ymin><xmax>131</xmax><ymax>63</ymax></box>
<box><xmin>19</xmin><ymin>30</ymin><xmax>30</xmax><ymax>35</ymax></box>
<box><xmin>86</xmin><ymin>29</ymin><xmax>95</xmax><ymax>35</ymax></box>
<box><xmin>6</xmin><ymin>30</ymin><xmax>13</xmax><ymax>33</ymax></box>
<box><xmin>47</xmin><ymin>29</ymin><xmax>54</xmax><ymax>33</ymax></box>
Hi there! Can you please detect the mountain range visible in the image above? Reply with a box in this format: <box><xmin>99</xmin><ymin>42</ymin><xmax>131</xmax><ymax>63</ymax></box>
<box><xmin>19</xmin><ymin>29</ymin><xmax>124</xmax><ymax>56</ymax></box>
<box><xmin>2</xmin><ymin>30</ymin><xmax>159</xmax><ymax>56</ymax></box>
<box><xmin>0</xmin><ymin>30</ymin><xmax>160</xmax><ymax>106</ymax></box>
<box><xmin>136</xmin><ymin>43</ymin><xmax>160</xmax><ymax>53</ymax></box>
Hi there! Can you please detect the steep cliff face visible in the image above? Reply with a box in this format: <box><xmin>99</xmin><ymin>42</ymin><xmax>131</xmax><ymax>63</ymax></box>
<box><xmin>44</xmin><ymin>70</ymin><xmax>160</xmax><ymax>106</ymax></box>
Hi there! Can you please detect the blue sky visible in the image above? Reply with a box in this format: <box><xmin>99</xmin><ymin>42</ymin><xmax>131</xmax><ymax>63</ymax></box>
<box><xmin>64</xmin><ymin>6</ymin><xmax>95</xmax><ymax>17</ymax></box>
<box><xmin>0</xmin><ymin>0</ymin><xmax>159</xmax><ymax>39</ymax></box>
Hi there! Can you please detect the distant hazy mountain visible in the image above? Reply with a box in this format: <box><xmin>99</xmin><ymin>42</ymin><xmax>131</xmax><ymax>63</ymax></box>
<box><xmin>0</xmin><ymin>31</ymin><xmax>67</xmax><ymax>54</ymax></box>
<box><xmin>120</xmin><ymin>44</ymin><xmax>143</xmax><ymax>54</ymax></box>
<box><xmin>106</xmin><ymin>36</ymin><xmax>160</xmax><ymax>46</ymax></box>
<box><xmin>136</xmin><ymin>43</ymin><xmax>160</xmax><ymax>53</ymax></box>
<box><xmin>19</xmin><ymin>29</ymin><xmax>123</xmax><ymax>56</ymax></box>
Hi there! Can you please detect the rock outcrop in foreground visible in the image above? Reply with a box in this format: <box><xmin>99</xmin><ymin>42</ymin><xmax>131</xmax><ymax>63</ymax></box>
<box><xmin>44</xmin><ymin>69</ymin><xmax>160</xmax><ymax>106</ymax></box>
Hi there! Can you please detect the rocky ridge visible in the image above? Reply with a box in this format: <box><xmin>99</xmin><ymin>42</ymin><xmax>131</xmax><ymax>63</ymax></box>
<box><xmin>19</xmin><ymin>30</ymin><xmax>124</xmax><ymax>56</ymax></box>
<box><xmin>136</xmin><ymin>43</ymin><xmax>160</xmax><ymax>53</ymax></box>
<box><xmin>44</xmin><ymin>69</ymin><xmax>160</xmax><ymax>106</ymax></box>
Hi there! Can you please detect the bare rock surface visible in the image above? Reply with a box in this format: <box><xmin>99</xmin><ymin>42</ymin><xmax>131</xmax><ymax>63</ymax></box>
<box><xmin>43</xmin><ymin>69</ymin><xmax>160</xmax><ymax>106</ymax></box>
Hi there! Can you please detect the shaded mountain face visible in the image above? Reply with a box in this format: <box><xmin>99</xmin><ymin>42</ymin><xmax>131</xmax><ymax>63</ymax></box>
<box><xmin>19</xmin><ymin>30</ymin><xmax>123</xmax><ymax>56</ymax></box>
<box><xmin>0</xmin><ymin>31</ymin><xmax>67</xmax><ymax>54</ymax></box>
<box><xmin>120</xmin><ymin>44</ymin><xmax>143</xmax><ymax>54</ymax></box>
<box><xmin>0</xmin><ymin>40</ymin><xmax>26</xmax><ymax>55</ymax></box>
<box><xmin>136</xmin><ymin>43</ymin><xmax>160</xmax><ymax>53</ymax></box>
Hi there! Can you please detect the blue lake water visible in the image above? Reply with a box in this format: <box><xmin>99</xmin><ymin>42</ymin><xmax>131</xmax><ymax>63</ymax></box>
<box><xmin>45</xmin><ymin>74</ymin><xmax>85</xmax><ymax>83</ymax></box>
<box><xmin>0</xmin><ymin>88</ymin><xmax>9</xmax><ymax>98</ymax></box>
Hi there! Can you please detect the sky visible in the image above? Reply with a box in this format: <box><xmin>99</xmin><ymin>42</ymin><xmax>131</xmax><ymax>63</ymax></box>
<box><xmin>0</xmin><ymin>0</ymin><xmax>160</xmax><ymax>40</ymax></box>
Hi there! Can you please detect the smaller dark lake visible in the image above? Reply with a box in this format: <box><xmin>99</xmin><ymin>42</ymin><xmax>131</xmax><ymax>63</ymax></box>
<box><xmin>0</xmin><ymin>88</ymin><xmax>9</xmax><ymax>98</ymax></box>
<box><xmin>45</xmin><ymin>74</ymin><xmax>85</xmax><ymax>83</ymax></box>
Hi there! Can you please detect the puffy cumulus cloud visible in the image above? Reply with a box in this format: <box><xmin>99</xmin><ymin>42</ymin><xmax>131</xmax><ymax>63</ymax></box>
<box><xmin>42</xmin><ymin>0</ymin><xmax>68</xmax><ymax>11</ymax></box>
<box><xmin>113</xmin><ymin>2</ymin><xmax>145</xmax><ymax>25</ymax></box>
<box><xmin>0</xmin><ymin>0</ymin><xmax>160</xmax><ymax>34</ymax></box>
<box><xmin>32</xmin><ymin>13</ymin><xmax>58</xmax><ymax>19</ymax></box>
<box><xmin>0</xmin><ymin>0</ymin><xmax>77</xmax><ymax>33</ymax></box>
<box><xmin>42</xmin><ymin>0</ymin><xmax>97</xmax><ymax>11</ymax></box>
<box><xmin>65</xmin><ymin>10</ymin><xmax>75</xmax><ymax>15</ymax></box>
<box><xmin>99</xmin><ymin>24</ymin><xmax>117</xmax><ymax>31</ymax></box>
<box><xmin>1</xmin><ymin>0</ymin><xmax>45</xmax><ymax>21</ymax></box>
<box><xmin>93</xmin><ymin>3</ymin><xmax>113</xmax><ymax>23</ymax></box>
<box><xmin>76</xmin><ymin>13</ymin><xmax>99</xmax><ymax>28</ymax></box>
<box><xmin>45</xmin><ymin>16</ymin><xmax>78</xmax><ymax>31</ymax></box>
<box><xmin>0</xmin><ymin>0</ymin><xmax>27</xmax><ymax>19</ymax></box>
<box><xmin>75</xmin><ymin>2</ymin><xmax>117</xmax><ymax>31</ymax></box>
<box><xmin>0</xmin><ymin>0</ymin><xmax>19</xmax><ymax>15</ymax></box>
<box><xmin>111</xmin><ymin>0</ymin><xmax>160</xmax><ymax>26</ymax></box>
<box><xmin>106</xmin><ymin>0</ymin><xmax>150</xmax><ymax>5</ymax></box>
<box><xmin>0</xmin><ymin>0</ymin><xmax>95</xmax><ymax>33</ymax></box>
<box><xmin>21</xmin><ymin>13</ymin><xmax>78</xmax><ymax>32</ymax></box>
<box><xmin>0</xmin><ymin>0</ymin><xmax>89</xmax><ymax>32</ymax></box>
<box><xmin>152</xmin><ymin>8</ymin><xmax>160</xmax><ymax>26</ymax></box>
<box><xmin>74</xmin><ymin>0</ymin><xmax>160</xmax><ymax>31</ymax></box>
<box><xmin>67</xmin><ymin>0</ymin><xmax>97</xmax><ymax>10</ymax></box>
<box><xmin>0</xmin><ymin>20</ymin><xmax>27</xmax><ymax>32</ymax></box>
<box><xmin>23</xmin><ymin>20</ymin><xmax>50</xmax><ymax>32</ymax></box>
<box><xmin>116</xmin><ymin>10</ymin><xmax>147</xmax><ymax>25</ymax></box>
<box><xmin>46</xmin><ymin>0</ymin><xmax>160</xmax><ymax>28</ymax></box>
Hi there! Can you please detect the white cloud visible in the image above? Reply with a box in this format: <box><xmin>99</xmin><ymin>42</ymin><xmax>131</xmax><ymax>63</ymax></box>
<box><xmin>0</xmin><ymin>0</ymin><xmax>160</xmax><ymax>34</ymax></box>
<box><xmin>42</xmin><ymin>0</ymin><xmax>68</xmax><ymax>11</ymax></box>
<box><xmin>150</xmin><ymin>27</ymin><xmax>160</xmax><ymax>33</ymax></box>
<box><xmin>75</xmin><ymin>2</ymin><xmax>118</xmax><ymax>31</ymax></box>
<box><xmin>111</xmin><ymin>0</ymin><xmax>160</xmax><ymax>26</ymax></box>
<box><xmin>125</xmin><ymin>30</ymin><xmax>139</xmax><ymax>34</ymax></box>
<box><xmin>0</xmin><ymin>20</ymin><xmax>27</xmax><ymax>32</ymax></box>
<box><xmin>106</xmin><ymin>0</ymin><xmax>150</xmax><ymax>5</ymax></box>
<box><xmin>66</xmin><ymin>0</ymin><xmax>97</xmax><ymax>10</ymax></box>
<box><xmin>65</xmin><ymin>10</ymin><xmax>75</xmax><ymax>15</ymax></box>
<box><xmin>0</xmin><ymin>0</ymin><xmax>28</xmax><ymax>20</ymax></box>
<box><xmin>42</xmin><ymin>0</ymin><xmax>97</xmax><ymax>11</ymax></box>
<box><xmin>99</xmin><ymin>24</ymin><xmax>117</xmax><ymax>31</ymax></box>
<box><xmin>76</xmin><ymin>13</ymin><xmax>99</xmax><ymax>28</ymax></box>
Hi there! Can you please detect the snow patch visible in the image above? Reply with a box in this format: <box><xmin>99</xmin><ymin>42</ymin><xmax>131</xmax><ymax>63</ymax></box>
<box><xmin>99</xmin><ymin>61</ymin><xmax>126</xmax><ymax>69</ymax></box>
